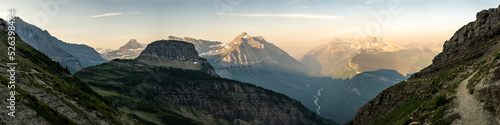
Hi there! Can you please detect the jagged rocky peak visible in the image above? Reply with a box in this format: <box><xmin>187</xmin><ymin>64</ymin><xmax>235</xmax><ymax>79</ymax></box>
<box><xmin>136</xmin><ymin>40</ymin><xmax>218</xmax><ymax>76</ymax></box>
<box><xmin>434</xmin><ymin>5</ymin><xmax>500</xmax><ymax>63</ymax></box>
<box><xmin>228</xmin><ymin>32</ymin><xmax>266</xmax><ymax>48</ymax></box>
<box><xmin>119</xmin><ymin>39</ymin><xmax>143</xmax><ymax>50</ymax></box>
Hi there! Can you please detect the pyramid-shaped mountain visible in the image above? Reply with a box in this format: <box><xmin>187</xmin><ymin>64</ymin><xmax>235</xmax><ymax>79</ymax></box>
<box><xmin>101</xmin><ymin>39</ymin><xmax>145</xmax><ymax>60</ymax></box>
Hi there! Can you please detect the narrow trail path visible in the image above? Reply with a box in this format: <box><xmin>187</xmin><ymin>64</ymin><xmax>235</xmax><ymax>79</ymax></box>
<box><xmin>453</xmin><ymin>73</ymin><xmax>498</xmax><ymax>125</ymax></box>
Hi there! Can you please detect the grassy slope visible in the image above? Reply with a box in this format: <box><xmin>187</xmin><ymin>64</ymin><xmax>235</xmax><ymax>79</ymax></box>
<box><xmin>75</xmin><ymin>59</ymin><xmax>336</xmax><ymax>125</ymax></box>
<box><xmin>358</xmin><ymin>36</ymin><xmax>500</xmax><ymax>125</ymax></box>
<box><xmin>0</xmin><ymin>19</ymin><xmax>123</xmax><ymax>124</ymax></box>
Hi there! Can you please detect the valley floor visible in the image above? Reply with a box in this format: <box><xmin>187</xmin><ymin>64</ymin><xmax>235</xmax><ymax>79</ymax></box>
<box><xmin>452</xmin><ymin>72</ymin><xmax>499</xmax><ymax>125</ymax></box>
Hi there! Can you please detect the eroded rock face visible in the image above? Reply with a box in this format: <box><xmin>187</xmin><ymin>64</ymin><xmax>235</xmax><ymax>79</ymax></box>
<box><xmin>475</xmin><ymin>56</ymin><xmax>500</xmax><ymax>117</ymax></box>
<box><xmin>434</xmin><ymin>5</ymin><xmax>500</xmax><ymax>64</ymax></box>
<box><xmin>347</xmin><ymin>5</ymin><xmax>500</xmax><ymax>125</ymax></box>
<box><xmin>138</xmin><ymin>40</ymin><xmax>202</xmax><ymax>62</ymax></box>
<box><xmin>150</xmin><ymin>77</ymin><xmax>312</xmax><ymax>125</ymax></box>
<box><xmin>136</xmin><ymin>40</ymin><xmax>218</xmax><ymax>77</ymax></box>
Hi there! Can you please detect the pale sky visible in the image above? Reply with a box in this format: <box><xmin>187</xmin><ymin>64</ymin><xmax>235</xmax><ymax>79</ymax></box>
<box><xmin>1</xmin><ymin>0</ymin><xmax>499</xmax><ymax>58</ymax></box>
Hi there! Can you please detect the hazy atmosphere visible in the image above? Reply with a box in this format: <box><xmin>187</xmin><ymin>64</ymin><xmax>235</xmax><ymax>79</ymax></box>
<box><xmin>2</xmin><ymin>0</ymin><xmax>498</xmax><ymax>58</ymax></box>
<box><xmin>2</xmin><ymin>0</ymin><xmax>500</xmax><ymax>124</ymax></box>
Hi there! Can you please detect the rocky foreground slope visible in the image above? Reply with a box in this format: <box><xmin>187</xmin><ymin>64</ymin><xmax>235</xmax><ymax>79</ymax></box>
<box><xmin>0</xmin><ymin>18</ymin><xmax>133</xmax><ymax>124</ymax></box>
<box><xmin>75</xmin><ymin>40</ymin><xmax>335</xmax><ymax>125</ymax></box>
<box><xmin>346</xmin><ymin>5</ymin><xmax>500</xmax><ymax>125</ymax></box>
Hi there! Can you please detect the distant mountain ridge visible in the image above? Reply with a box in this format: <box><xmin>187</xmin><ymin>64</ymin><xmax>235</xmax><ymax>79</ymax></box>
<box><xmin>167</xmin><ymin>36</ymin><xmax>223</xmax><ymax>54</ymax></box>
<box><xmin>119</xmin><ymin>39</ymin><xmax>143</xmax><ymax>50</ymax></box>
<box><xmin>101</xmin><ymin>39</ymin><xmax>145</xmax><ymax>60</ymax></box>
<box><xmin>300</xmin><ymin>36</ymin><xmax>439</xmax><ymax>79</ymax></box>
<box><xmin>13</xmin><ymin>17</ymin><xmax>107</xmax><ymax>72</ymax></box>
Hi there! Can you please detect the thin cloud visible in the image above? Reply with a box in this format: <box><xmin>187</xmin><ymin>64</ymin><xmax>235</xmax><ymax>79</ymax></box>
<box><xmin>349</xmin><ymin>6</ymin><xmax>363</xmax><ymax>10</ymax></box>
<box><xmin>297</xmin><ymin>6</ymin><xmax>310</xmax><ymax>9</ymax></box>
<box><xmin>128</xmin><ymin>12</ymin><xmax>142</xmax><ymax>14</ymax></box>
<box><xmin>222</xmin><ymin>13</ymin><xmax>342</xmax><ymax>20</ymax></box>
<box><xmin>291</xmin><ymin>6</ymin><xmax>310</xmax><ymax>9</ymax></box>
<box><xmin>89</xmin><ymin>13</ymin><xmax>122</xmax><ymax>18</ymax></box>
<box><xmin>365</xmin><ymin>0</ymin><xmax>375</xmax><ymax>4</ymax></box>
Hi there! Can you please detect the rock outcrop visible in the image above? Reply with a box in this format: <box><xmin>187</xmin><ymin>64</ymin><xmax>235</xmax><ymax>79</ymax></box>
<box><xmin>434</xmin><ymin>6</ymin><xmax>500</xmax><ymax>64</ymax></box>
<box><xmin>136</xmin><ymin>40</ymin><xmax>218</xmax><ymax>77</ymax></box>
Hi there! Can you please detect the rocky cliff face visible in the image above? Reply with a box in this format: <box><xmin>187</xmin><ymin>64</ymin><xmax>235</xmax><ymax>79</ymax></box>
<box><xmin>13</xmin><ymin>17</ymin><xmax>107</xmax><ymax>72</ymax></box>
<box><xmin>346</xmin><ymin>5</ymin><xmax>500</xmax><ymax>125</ymax></box>
<box><xmin>75</xmin><ymin>40</ymin><xmax>335</xmax><ymax>125</ymax></box>
<box><xmin>138</xmin><ymin>40</ymin><xmax>202</xmax><ymax>62</ymax></box>
<box><xmin>300</xmin><ymin>36</ymin><xmax>439</xmax><ymax>79</ymax></box>
<box><xmin>12</xmin><ymin>17</ymin><xmax>84</xmax><ymax>72</ymax></box>
<box><xmin>136</xmin><ymin>40</ymin><xmax>218</xmax><ymax>77</ymax></box>
<box><xmin>0</xmin><ymin>18</ymin><xmax>131</xmax><ymax>125</ymax></box>
<box><xmin>101</xmin><ymin>39</ymin><xmax>145</xmax><ymax>60</ymax></box>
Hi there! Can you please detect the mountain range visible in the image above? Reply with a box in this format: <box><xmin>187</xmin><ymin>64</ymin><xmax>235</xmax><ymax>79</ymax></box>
<box><xmin>160</xmin><ymin>33</ymin><xmax>438</xmax><ymax>124</ymax></box>
<box><xmin>12</xmin><ymin>17</ymin><xmax>107</xmax><ymax>72</ymax></box>
<box><xmin>74</xmin><ymin>40</ymin><xmax>335</xmax><ymax>125</ymax></box>
<box><xmin>3</xmin><ymin>14</ymin><xmax>451</xmax><ymax>125</ymax></box>
<box><xmin>300</xmin><ymin>36</ymin><xmax>440</xmax><ymax>79</ymax></box>
<box><xmin>347</xmin><ymin>5</ymin><xmax>500</xmax><ymax>125</ymax></box>
<box><xmin>1</xmin><ymin>18</ymin><xmax>336</xmax><ymax>124</ymax></box>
